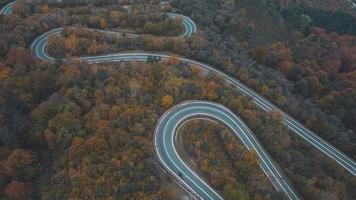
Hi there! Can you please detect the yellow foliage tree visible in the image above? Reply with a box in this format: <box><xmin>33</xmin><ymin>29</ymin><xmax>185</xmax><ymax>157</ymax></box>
<box><xmin>65</xmin><ymin>35</ymin><xmax>78</xmax><ymax>55</ymax></box>
<box><xmin>191</xmin><ymin>65</ymin><xmax>202</xmax><ymax>76</ymax></box>
<box><xmin>0</xmin><ymin>67</ymin><xmax>11</xmax><ymax>80</ymax></box>
<box><xmin>100</xmin><ymin>18</ymin><xmax>108</xmax><ymax>29</ymax></box>
<box><xmin>161</xmin><ymin>95</ymin><xmax>174</xmax><ymax>108</ymax></box>
<box><xmin>200</xmin><ymin>159</ymin><xmax>209</xmax><ymax>172</ymax></box>
<box><xmin>163</xmin><ymin>55</ymin><xmax>180</xmax><ymax>66</ymax></box>
<box><xmin>206</xmin><ymin>82</ymin><xmax>218</xmax><ymax>100</ymax></box>
<box><xmin>87</xmin><ymin>41</ymin><xmax>107</xmax><ymax>55</ymax></box>
<box><xmin>40</xmin><ymin>4</ymin><xmax>49</xmax><ymax>13</ymax></box>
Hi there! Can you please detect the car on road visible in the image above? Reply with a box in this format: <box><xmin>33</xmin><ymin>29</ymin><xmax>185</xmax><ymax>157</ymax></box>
<box><xmin>178</xmin><ymin>171</ymin><xmax>184</xmax><ymax>179</ymax></box>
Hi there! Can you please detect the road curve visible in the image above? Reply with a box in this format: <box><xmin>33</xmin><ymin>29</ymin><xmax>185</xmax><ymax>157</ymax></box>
<box><xmin>347</xmin><ymin>0</ymin><xmax>356</xmax><ymax>8</ymax></box>
<box><xmin>0</xmin><ymin>1</ymin><xmax>14</xmax><ymax>15</ymax></box>
<box><xmin>2</xmin><ymin>2</ymin><xmax>356</xmax><ymax>200</ymax></box>
<box><xmin>29</xmin><ymin>13</ymin><xmax>197</xmax><ymax>61</ymax></box>
<box><xmin>155</xmin><ymin>101</ymin><xmax>299</xmax><ymax>200</ymax></box>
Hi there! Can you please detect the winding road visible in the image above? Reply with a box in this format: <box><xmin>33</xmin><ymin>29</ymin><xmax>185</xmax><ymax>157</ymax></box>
<box><xmin>347</xmin><ymin>0</ymin><xmax>356</xmax><ymax>8</ymax></box>
<box><xmin>0</xmin><ymin>1</ymin><xmax>14</xmax><ymax>15</ymax></box>
<box><xmin>155</xmin><ymin>101</ymin><xmax>299</xmax><ymax>200</ymax></box>
<box><xmin>2</xmin><ymin>2</ymin><xmax>356</xmax><ymax>200</ymax></box>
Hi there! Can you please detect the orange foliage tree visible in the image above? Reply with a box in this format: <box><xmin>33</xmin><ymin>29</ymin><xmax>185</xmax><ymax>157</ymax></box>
<box><xmin>161</xmin><ymin>95</ymin><xmax>174</xmax><ymax>108</ymax></box>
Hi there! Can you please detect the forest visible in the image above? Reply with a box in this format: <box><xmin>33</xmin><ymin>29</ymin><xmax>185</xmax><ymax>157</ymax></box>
<box><xmin>0</xmin><ymin>0</ymin><xmax>355</xmax><ymax>200</ymax></box>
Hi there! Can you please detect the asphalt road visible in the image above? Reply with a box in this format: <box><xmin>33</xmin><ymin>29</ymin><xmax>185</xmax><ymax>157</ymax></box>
<box><xmin>0</xmin><ymin>1</ymin><xmax>14</xmax><ymax>15</ymax></box>
<box><xmin>28</xmin><ymin>13</ymin><xmax>197</xmax><ymax>61</ymax></box>
<box><xmin>155</xmin><ymin>101</ymin><xmax>299</xmax><ymax>200</ymax></box>
<box><xmin>347</xmin><ymin>0</ymin><xmax>356</xmax><ymax>8</ymax></box>
<box><xmin>2</xmin><ymin>2</ymin><xmax>356</xmax><ymax>200</ymax></box>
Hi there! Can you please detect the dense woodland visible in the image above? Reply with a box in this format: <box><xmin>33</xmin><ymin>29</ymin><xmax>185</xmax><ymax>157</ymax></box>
<box><xmin>0</xmin><ymin>0</ymin><xmax>356</xmax><ymax>200</ymax></box>
<box><xmin>180</xmin><ymin>120</ymin><xmax>279</xmax><ymax>200</ymax></box>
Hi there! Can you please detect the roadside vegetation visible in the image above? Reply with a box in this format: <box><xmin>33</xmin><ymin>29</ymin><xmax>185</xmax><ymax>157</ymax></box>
<box><xmin>172</xmin><ymin>0</ymin><xmax>356</xmax><ymax>199</ymax></box>
<box><xmin>0</xmin><ymin>0</ymin><xmax>355</xmax><ymax>200</ymax></box>
<box><xmin>0</xmin><ymin>53</ymin><xmax>256</xmax><ymax>199</ymax></box>
<box><xmin>180</xmin><ymin>120</ymin><xmax>280</xmax><ymax>200</ymax></box>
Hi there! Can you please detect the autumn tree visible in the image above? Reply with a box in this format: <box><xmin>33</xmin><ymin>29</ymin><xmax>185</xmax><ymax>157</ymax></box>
<box><xmin>109</xmin><ymin>11</ymin><xmax>125</xmax><ymax>26</ymax></box>
<box><xmin>159</xmin><ymin>189</ymin><xmax>177</xmax><ymax>199</ymax></box>
<box><xmin>5</xmin><ymin>48</ymin><xmax>34</xmax><ymax>67</ymax></box>
<box><xmin>4</xmin><ymin>181</ymin><xmax>31</xmax><ymax>200</ymax></box>
<box><xmin>65</xmin><ymin>35</ymin><xmax>78</xmax><ymax>55</ymax></box>
<box><xmin>43</xmin><ymin>129</ymin><xmax>56</xmax><ymax>150</ymax></box>
<box><xmin>12</xmin><ymin>2</ymin><xmax>30</xmax><ymax>18</ymax></box>
<box><xmin>68</xmin><ymin>137</ymin><xmax>87</xmax><ymax>160</ymax></box>
<box><xmin>205</xmin><ymin>82</ymin><xmax>218</xmax><ymax>100</ymax></box>
<box><xmin>88</xmin><ymin>16</ymin><xmax>108</xmax><ymax>29</ymax></box>
<box><xmin>223</xmin><ymin>183</ymin><xmax>249</xmax><ymax>200</ymax></box>
<box><xmin>46</xmin><ymin>35</ymin><xmax>66</xmax><ymax>58</ymax></box>
<box><xmin>161</xmin><ymin>95</ymin><xmax>174</xmax><ymax>108</ymax></box>
<box><xmin>40</xmin><ymin>4</ymin><xmax>49</xmax><ymax>14</ymax></box>
<box><xmin>3</xmin><ymin>149</ymin><xmax>40</xmax><ymax>180</ymax></box>
<box><xmin>87</xmin><ymin>41</ymin><xmax>108</xmax><ymax>55</ymax></box>
<box><xmin>0</xmin><ymin>65</ymin><xmax>11</xmax><ymax>81</ymax></box>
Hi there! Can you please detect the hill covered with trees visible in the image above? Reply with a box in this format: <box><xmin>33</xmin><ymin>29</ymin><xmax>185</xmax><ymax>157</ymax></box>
<box><xmin>0</xmin><ymin>0</ymin><xmax>355</xmax><ymax>200</ymax></box>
